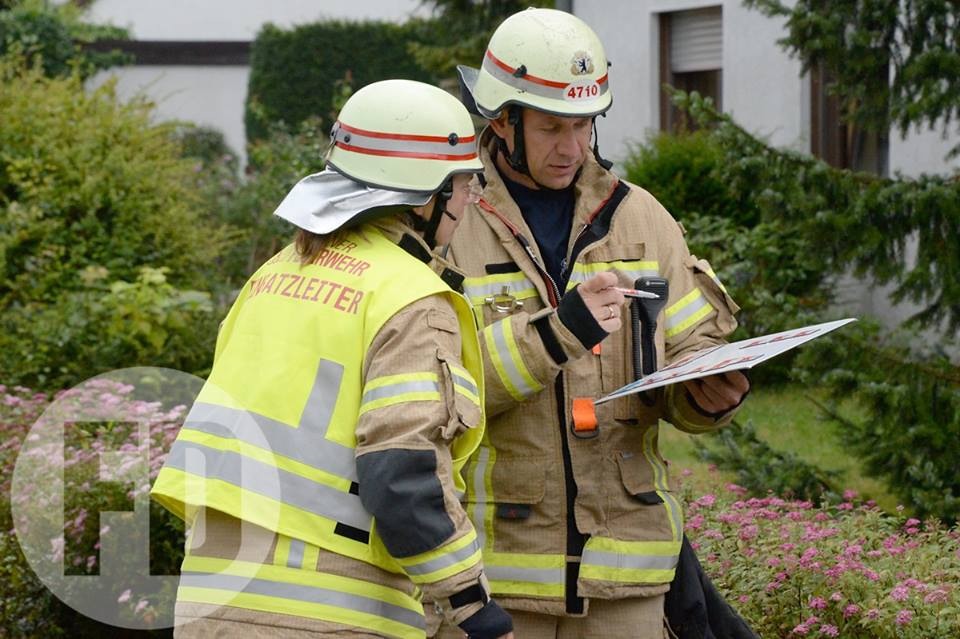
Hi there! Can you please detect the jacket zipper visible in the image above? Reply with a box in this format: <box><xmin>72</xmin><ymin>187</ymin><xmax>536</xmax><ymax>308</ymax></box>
<box><xmin>479</xmin><ymin>199</ymin><xmax>584</xmax><ymax>612</ymax></box>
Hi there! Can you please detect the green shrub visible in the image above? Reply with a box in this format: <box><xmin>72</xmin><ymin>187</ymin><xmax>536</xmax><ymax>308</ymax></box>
<box><xmin>1</xmin><ymin>266</ymin><xmax>219</xmax><ymax>390</ymax></box>
<box><xmin>0</xmin><ymin>55</ymin><xmax>231</xmax><ymax>389</ymax></box>
<box><xmin>213</xmin><ymin>117</ymin><xmax>328</xmax><ymax>285</ymax></box>
<box><xmin>795</xmin><ymin>323</ymin><xmax>960</xmax><ymax>523</ymax></box>
<box><xmin>0</xmin><ymin>0</ymin><xmax>129</xmax><ymax>77</ymax></box>
<box><xmin>692</xmin><ymin>419</ymin><xmax>841</xmax><ymax>503</ymax></box>
<box><xmin>245</xmin><ymin>20</ymin><xmax>435</xmax><ymax>141</ymax></box>
<box><xmin>624</xmin><ymin>131</ymin><xmax>756</xmax><ymax>227</ymax></box>
<box><xmin>622</xmin><ymin>123</ymin><xmax>831</xmax><ymax>380</ymax></box>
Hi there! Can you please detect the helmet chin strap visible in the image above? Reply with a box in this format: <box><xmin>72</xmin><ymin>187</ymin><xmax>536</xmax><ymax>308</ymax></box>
<box><xmin>497</xmin><ymin>106</ymin><xmax>608</xmax><ymax>192</ymax></box>
<box><xmin>592</xmin><ymin>115</ymin><xmax>614</xmax><ymax>170</ymax></box>
<box><xmin>411</xmin><ymin>180</ymin><xmax>454</xmax><ymax>249</ymax></box>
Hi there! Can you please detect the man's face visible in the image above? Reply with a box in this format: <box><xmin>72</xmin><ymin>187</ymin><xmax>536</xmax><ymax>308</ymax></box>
<box><xmin>493</xmin><ymin>109</ymin><xmax>593</xmax><ymax>190</ymax></box>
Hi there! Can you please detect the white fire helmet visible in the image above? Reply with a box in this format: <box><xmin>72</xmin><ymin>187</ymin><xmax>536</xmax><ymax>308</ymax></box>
<box><xmin>273</xmin><ymin>80</ymin><xmax>483</xmax><ymax>235</ymax></box>
<box><xmin>326</xmin><ymin>79</ymin><xmax>483</xmax><ymax>192</ymax></box>
<box><xmin>458</xmin><ymin>8</ymin><xmax>612</xmax><ymax>119</ymax></box>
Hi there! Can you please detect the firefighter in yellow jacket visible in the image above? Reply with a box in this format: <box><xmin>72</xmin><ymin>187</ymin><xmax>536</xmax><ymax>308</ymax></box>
<box><xmin>432</xmin><ymin>9</ymin><xmax>751</xmax><ymax>638</ymax></box>
<box><xmin>152</xmin><ymin>80</ymin><xmax>514</xmax><ymax>639</ymax></box>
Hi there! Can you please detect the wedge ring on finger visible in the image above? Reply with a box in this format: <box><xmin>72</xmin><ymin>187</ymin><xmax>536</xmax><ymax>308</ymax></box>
<box><xmin>607</xmin><ymin>305</ymin><xmax>616</xmax><ymax>320</ymax></box>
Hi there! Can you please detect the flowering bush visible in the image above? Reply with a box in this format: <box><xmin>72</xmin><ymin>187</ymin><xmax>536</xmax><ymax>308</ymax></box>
<box><xmin>679</xmin><ymin>477</ymin><xmax>960</xmax><ymax>638</ymax></box>
<box><xmin>1</xmin><ymin>379</ymin><xmax>187</xmax><ymax>636</ymax></box>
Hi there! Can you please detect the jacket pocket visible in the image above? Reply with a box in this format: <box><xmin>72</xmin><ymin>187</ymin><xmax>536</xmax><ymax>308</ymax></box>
<box><xmin>615</xmin><ymin>450</ymin><xmax>662</xmax><ymax>504</ymax></box>
<box><xmin>436</xmin><ymin>347</ymin><xmax>481</xmax><ymax>441</ymax></box>
<box><xmin>481</xmin><ymin>457</ymin><xmax>547</xmax><ymax>521</ymax></box>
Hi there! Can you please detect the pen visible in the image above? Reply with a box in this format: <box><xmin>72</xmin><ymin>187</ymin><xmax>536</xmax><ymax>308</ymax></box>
<box><xmin>614</xmin><ymin>287</ymin><xmax>660</xmax><ymax>299</ymax></box>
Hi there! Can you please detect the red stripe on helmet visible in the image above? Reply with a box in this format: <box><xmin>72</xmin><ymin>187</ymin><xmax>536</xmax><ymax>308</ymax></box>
<box><xmin>338</xmin><ymin>121</ymin><xmax>476</xmax><ymax>144</ymax></box>
<box><xmin>335</xmin><ymin>142</ymin><xmax>478</xmax><ymax>161</ymax></box>
<box><xmin>485</xmin><ymin>50</ymin><xmax>569</xmax><ymax>89</ymax></box>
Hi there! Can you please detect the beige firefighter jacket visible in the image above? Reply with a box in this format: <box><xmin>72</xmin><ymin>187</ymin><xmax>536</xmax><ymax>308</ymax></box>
<box><xmin>446</xmin><ymin>129</ymin><xmax>742</xmax><ymax>616</ymax></box>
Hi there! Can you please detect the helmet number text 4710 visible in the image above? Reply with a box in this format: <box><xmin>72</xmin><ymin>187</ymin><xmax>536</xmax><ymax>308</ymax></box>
<box><xmin>564</xmin><ymin>80</ymin><xmax>601</xmax><ymax>102</ymax></box>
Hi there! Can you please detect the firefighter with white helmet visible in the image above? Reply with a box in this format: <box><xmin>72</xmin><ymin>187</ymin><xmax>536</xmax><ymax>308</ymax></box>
<box><xmin>435</xmin><ymin>9</ymin><xmax>751</xmax><ymax>638</ymax></box>
<box><xmin>153</xmin><ymin>79</ymin><xmax>514</xmax><ymax>639</ymax></box>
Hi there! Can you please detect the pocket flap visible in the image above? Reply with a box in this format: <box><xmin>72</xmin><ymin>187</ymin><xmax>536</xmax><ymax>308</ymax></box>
<box><xmin>615</xmin><ymin>451</ymin><xmax>658</xmax><ymax>501</ymax></box>
<box><xmin>490</xmin><ymin>457</ymin><xmax>546</xmax><ymax>504</ymax></box>
<box><xmin>437</xmin><ymin>348</ymin><xmax>481</xmax><ymax>439</ymax></box>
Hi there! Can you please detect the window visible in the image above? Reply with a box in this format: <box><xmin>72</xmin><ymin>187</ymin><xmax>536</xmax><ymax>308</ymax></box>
<box><xmin>810</xmin><ymin>61</ymin><xmax>889</xmax><ymax>175</ymax></box>
<box><xmin>659</xmin><ymin>6</ymin><xmax>722</xmax><ymax>132</ymax></box>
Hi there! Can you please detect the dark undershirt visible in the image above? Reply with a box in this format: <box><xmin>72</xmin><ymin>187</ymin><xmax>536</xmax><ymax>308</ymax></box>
<box><xmin>499</xmin><ymin>169</ymin><xmax>576</xmax><ymax>290</ymax></box>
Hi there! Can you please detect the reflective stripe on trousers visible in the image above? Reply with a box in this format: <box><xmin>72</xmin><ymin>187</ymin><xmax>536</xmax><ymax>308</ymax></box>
<box><xmin>177</xmin><ymin>555</ymin><xmax>425</xmax><ymax>639</ymax></box>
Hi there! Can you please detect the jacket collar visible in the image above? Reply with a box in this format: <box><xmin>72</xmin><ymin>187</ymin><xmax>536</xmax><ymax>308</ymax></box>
<box><xmin>478</xmin><ymin>126</ymin><xmax>620</xmax><ymax>233</ymax></box>
<box><xmin>370</xmin><ymin>216</ymin><xmax>467</xmax><ymax>290</ymax></box>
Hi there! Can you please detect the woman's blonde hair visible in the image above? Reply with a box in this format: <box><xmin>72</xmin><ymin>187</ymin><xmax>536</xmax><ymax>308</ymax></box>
<box><xmin>294</xmin><ymin>228</ymin><xmax>351</xmax><ymax>265</ymax></box>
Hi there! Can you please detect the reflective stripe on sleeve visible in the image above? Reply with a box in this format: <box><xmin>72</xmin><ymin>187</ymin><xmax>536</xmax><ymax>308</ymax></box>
<box><xmin>483</xmin><ymin>319</ymin><xmax>543</xmax><ymax>401</ymax></box>
<box><xmin>359</xmin><ymin>373</ymin><xmax>441</xmax><ymax>416</ymax></box>
<box><xmin>395</xmin><ymin>531</ymin><xmax>482</xmax><ymax>584</ymax></box>
<box><xmin>702</xmin><ymin>264</ymin><xmax>728</xmax><ymax>293</ymax></box>
<box><xmin>664</xmin><ymin>288</ymin><xmax>713</xmax><ymax>338</ymax></box>
<box><xmin>446</xmin><ymin>362</ymin><xmax>481</xmax><ymax>407</ymax></box>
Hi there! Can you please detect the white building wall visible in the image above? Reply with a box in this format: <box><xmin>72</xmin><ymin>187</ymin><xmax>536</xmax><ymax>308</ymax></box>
<box><xmin>574</xmin><ymin>0</ymin><xmax>806</xmax><ymax>166</ymax></box>
<box><xmin>87</xmin><ymin>0</ymin><xmax>424</xmax><ymax>161</ymax></box>
<box><xmin>86</xmin><ymin>0</ymin><xmax>424</xmax><ymax>40</ymax></box>
<box><xmin>96</xmin><ymin>66</ymin><xmax>251</xmax><ymax>162</ymax></box>
<box><xmin>720</xmin><ymin>1</ymin><xmax>806</xmax><ymax>152</ymax></box>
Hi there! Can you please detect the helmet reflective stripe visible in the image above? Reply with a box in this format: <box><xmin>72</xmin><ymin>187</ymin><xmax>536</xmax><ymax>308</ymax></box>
<box><xmin>327</xmin><ymin>79</ymin><xmax>483</xmax><ymax>193</ymax></box>
<box><xmin>481</xmin><ymin>49</ymin><xmax>610</xmax><ymax>103</ymax></box>
<box><xmin>333</xmin><ymin>122</ymin><xmax>478</xmax><ymax>162</ymax></box>
<box><xmin>461</xmin><ymin>8</ymin><xmax>613</xmax><ymax>118</ymax></box>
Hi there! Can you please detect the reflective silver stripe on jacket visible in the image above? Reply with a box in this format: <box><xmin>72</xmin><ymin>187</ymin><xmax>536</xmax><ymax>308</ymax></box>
<box><xmin>165</xmin><ymin>439</ymin><xmax>372</xmax><ymax>532</ymax></box>
<box><xmin>664</xmin><ymin>290</ymin><xmax>711</xmax><ymax>334</ymax></box>
<box><xmin>450</xmin><ymin>372</ymin><xmax>479</xmax><ymax>398</ymax></box>
<box><xmin>402</xmin><ymin>538</ymin><xmax>482</xmax><ymax>576</ymax></box>
<box><xmin>179</xmin><ymin>571</ymin><xmax>425</xmax><ymax>631</ymax></box>
<box><xmin>469</xmin><ymin>447</ymin><xmax>491</xmax><ymax>549</ymax></box>
<box><xmin>462</xmin><ymin>276</ymin><xmax>538</xmax><ymax>306</ymax></box>
<box><xmin>485</xmin><ymin>564</ymin><xmax>565</xmax><ymax>585</ymax></box>
<box><xmin>183</xmin><ymin>359</ymin><xmax>357</xmax><ymax>481</ymax></box>
<box><xmin>580</xmin><ymin>549</ymin><xmax>678</xmax><ymax>572</ymax></box>
<box><xmin>361</xmin><ymin>380</ymin><xmax>440</xmax><ymax>405</ymax></box>
<box><xmin>487</xmin><ymin>320</ymin><xmax>540</xmax><ymax>398</ymax></box>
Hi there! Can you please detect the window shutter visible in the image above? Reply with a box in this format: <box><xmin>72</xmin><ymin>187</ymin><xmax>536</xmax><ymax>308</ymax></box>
<box><xmin>670</xmin><ymin>7</ymin><xmax>722</xmax><ymax>73</ymax></box>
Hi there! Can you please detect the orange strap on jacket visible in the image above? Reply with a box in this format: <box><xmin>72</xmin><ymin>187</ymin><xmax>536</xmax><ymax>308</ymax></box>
<box><xmin>572</xmin><ymin>397</ymin><xmax>598</xmax><ymax>433</ymax></box>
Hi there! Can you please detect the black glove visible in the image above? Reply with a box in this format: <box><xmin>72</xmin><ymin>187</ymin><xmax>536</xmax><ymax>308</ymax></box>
<box><xmin>458</xmin><ymin>599</ymin><xmax>513</xmax><ymax>639</ymax></box>
<box><xmin>556</xmin><ymin>284</ymin><xmax>608</xmax><ymax>350</ymax></box>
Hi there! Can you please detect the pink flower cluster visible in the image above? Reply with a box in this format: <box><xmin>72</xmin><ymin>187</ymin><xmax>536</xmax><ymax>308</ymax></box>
<box><xmin>678</xmin><ymin>475</ymin><xmax>960</xmax><ymax>639</ymax></box>
<box><xmin>2</xmin><ymin>379</ymin><xmax>187</xmax><ymax>576</ymax></box>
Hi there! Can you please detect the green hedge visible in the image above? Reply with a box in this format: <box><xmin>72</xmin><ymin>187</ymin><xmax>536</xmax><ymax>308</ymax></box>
<box><xmin>0</xmin><ymin>0</ymin><xmax>129</xmax><ymax>77</ymax></box>
<box><xmin>245</xmin><ymin>20</ymin><xmax>436</xmax><ymax>142</ymax></box>
<box><xmin>0</xmin><ymin>55</ymin><xmax>230</xmax><ymax>389</ymax></box>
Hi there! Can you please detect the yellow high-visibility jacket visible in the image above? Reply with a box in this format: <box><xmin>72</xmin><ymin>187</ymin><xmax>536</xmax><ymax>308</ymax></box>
<box><xmin>152</xmin><ymin>219</ymin><xmax>487</xmax><ymax>638</ymax></box>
